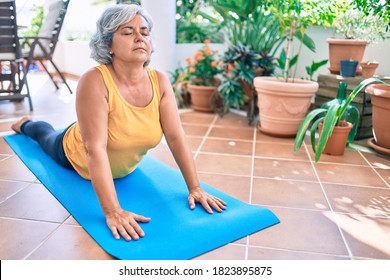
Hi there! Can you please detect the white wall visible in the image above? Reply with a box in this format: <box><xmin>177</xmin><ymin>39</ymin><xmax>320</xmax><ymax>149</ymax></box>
<box><xmin>54</xmin><ymin>41</ymin><xmax>97</xmax><ymax>77</ymax></box>
<box><xmin>141</xmin><ymin>0</ymin><xmax>176</xmax><ymax>74</ymax></box>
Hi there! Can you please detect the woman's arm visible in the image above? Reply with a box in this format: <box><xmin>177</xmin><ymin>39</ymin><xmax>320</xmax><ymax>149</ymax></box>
<box><xmin>157</xmin><ymin>70</ymin><xmax>226</xmax><ymax>213</ymax></box>
<box><xmin>76</xmin><ymin>69</ymin><xmax>150</xmax><ymax>241</ymax></box>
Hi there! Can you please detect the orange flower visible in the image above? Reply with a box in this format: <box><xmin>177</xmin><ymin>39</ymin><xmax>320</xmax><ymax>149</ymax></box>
<box><xmin>185</xmin><ymin>40</ymin><xmax>221</xmax><ymax>86</ymax></box>
<box><xmin>194</xmin><ymin>51</ymin><xmax>204</xmax><ymax>61</ymax></box>
<box><xmin>204</xmin><ymin>39</ymin><xmax>210</xmax><ymax>44</ymax></box>
<box><xmin>204</xmin><ymin>46</ymin><xmax>212</xmax><ymax>56</ymax></box>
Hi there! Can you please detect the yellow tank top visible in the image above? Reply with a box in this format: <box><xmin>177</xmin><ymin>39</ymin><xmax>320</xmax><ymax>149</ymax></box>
<box><xmin>63</xmin><ymin>65</ymin><xmax>163</xmax><ymax>179</ymax></box>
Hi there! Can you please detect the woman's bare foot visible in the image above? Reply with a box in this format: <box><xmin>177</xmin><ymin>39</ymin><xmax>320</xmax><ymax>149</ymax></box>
<box><xmin>11</xmin><ymin>116</ymin><xmax>32</xmax><ymax>134</ymax></box>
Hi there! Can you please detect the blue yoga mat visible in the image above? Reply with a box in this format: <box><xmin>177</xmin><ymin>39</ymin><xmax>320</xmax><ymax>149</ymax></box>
<box><xmin>5</xmin><ymin>133</ymin><xmax>279</xmax><ymax>260</ymax></box>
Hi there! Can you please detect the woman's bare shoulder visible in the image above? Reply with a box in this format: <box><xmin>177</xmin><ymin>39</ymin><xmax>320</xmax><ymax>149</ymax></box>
<box><xmin>79</xmin><ymin>67</ymin><xmax>103</xmax><ymax>83</ymax></box>
<box><xmin>77</xmin><ymin>67</ymin><xmax>105</xmax><ymax>95</ymax></box>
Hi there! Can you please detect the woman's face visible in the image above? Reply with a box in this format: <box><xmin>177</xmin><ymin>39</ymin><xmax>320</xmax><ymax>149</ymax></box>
<box><xmin>109</xmin><ymin>14</ymin><xmax>152</xmax><ymax>64</ymax></box>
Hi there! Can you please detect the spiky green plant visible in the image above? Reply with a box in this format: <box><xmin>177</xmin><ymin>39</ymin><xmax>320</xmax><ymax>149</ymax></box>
<box><xmin>294</xmin><ymin>77</ymin><xmax>385</xmax><ymax>162</ymax></box>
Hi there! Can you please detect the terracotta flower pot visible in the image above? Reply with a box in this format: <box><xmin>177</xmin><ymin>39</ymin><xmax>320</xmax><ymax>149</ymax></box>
<box><xmin>319</xmin><ymin>121</ymin><xmax>353</xmax><ymax>156</ymax></box>
<box><xmin>327</xmin><ymin>38</ymin><xmax>367</xmax><ymax>75</ymax></box>
<box><xmin>366</xmin><ymin>84</ymin><xmax>390</xmax><ymax>150</ymax></box>
<box><xmin>361</xmin><ymin>62</ymin><xmax>379</xmax><ymax>79</ymax></box>
<box><xmin>187</xmin><ymin>83</ymin><xmax>217</xmax><ymax>113</ymax></box>
<box><xmin>254</xmin><ymin>77</ymin><xmax>319</xmax><ymax>137</ymax></box>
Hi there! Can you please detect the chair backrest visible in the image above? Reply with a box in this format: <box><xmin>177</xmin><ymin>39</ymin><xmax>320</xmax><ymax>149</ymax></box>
<box><xmin>0</xmin><ymin>0</ymin><xmax>22</xmax><ymax>61</ymax></box>
<box><xmin>34</xmin><ymin>0</ymin><xmax>70</xmax><ymax>57</ymax></box>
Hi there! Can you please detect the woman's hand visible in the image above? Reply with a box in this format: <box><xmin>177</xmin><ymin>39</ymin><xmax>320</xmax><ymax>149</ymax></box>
<box><xmin>105</xmin><ymin>208</ymin><xmax>151</xmax><ymax>241</ymax></box>
<box><xmin>188</xmin><ymin>187</ymin><xmax>227</xmax><ymax>214</ymax></box>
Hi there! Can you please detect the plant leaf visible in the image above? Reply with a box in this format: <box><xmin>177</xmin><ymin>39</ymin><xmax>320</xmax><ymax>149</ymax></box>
<box><xmin>293</xmin><ymin>108</ymin><xmax>327</xmax><ymax>154</ymax></box>
<box><xmin>315</xmin><ymin>103</ymin><xmax>341</xmax><ymax>162</ymax></box>
<box><xmin>311</xmin><ymin>59</ymin><xmax>328</xmax><ymax>72</ymax></box>
<box><xmin>294</xmin><ymin>30</ymin><xmax>316</xmax><ymax>52</ymax></box>
<box><xmin>339</xmin><ymin>77</ymin><xmax>384</xmax><ymax>118</ymax></box>
<box><xmin>310</xmin><ymin>117</ymin><xmax>324</xmax><ymax>154</ymax></box>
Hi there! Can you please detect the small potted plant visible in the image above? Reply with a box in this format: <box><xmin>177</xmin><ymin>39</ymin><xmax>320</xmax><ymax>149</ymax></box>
<box><xmin>360</xmin><ymin>60</ymin><xmax>379</xmax><ymax>78</ymax></box>
<box><xmin>294</xmin><ymin>77</ymin><xmax>384</xmax><ymax>162</ymax></box>
<box><xmin>185</xmin><ymin>39</ymin><xmax>223</xmax><ymax>112</ymax></box>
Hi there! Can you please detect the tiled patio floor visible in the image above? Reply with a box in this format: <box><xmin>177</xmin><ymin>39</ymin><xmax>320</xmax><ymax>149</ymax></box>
<box><xmin>0</xmin><ymin>73</ymin><xmax>389</xmax><ymax>260</ymax></box>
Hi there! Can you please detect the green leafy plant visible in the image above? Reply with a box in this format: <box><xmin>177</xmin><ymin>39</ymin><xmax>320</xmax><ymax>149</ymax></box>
<box><xmin>176</xmin><ymin>0</ymin><xmax>223</xmax><ymax>43</ymax></box>
<box><xmin>333</xmin><ymin>8</ymin><xmax>390</xmax><ymax>43</ymax></box>
<box><xmin>305</xmin><ymin>59</ymin><xmax>328</xmax><ymax>81</ymax></box>
<box><xmin>351</xmin><ymin>0</ymin><xmax>390</xmax><ymax>31</ymax></box>
<box><xmin>266</xmin><ymin>0</ymin><xmax>316</xmax><ymax>82</ymax></box>
<box><xmin>293</xmin><ymin>77</ymin><xmax>384</xmax><ymax>162</ymax></box>
<box><xmin>169</xmin><ymin>65</ymin><xmax>191</xmax><ymax>109</ymax></box>
<box><xmin>218</xmin><ymin>75</ymin><xmax>247</xmax><ymax>112</ymax></box>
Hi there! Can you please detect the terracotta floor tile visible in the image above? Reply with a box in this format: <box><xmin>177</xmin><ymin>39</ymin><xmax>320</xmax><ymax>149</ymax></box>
<box><xmin>180</xmin><ymin>111</ymin><xmax>215</xmax><ymax>125</ymax></box>
<box><xmin>0</xmin><ymin>155</ymin><xmax>37</xmax><ymax>182</ymax></box>
<box><xmin>249</xmin><ymin>207</ymin><xmax>349</xmax><ymax>256</ymax></box>
<box><xmin>308</xmin><ymin>147</ymin><xmax>370</xmax><ymax>165</ymax></box>
<box><xmin>195</xmin><ymin>153</ymin><xmax>252</xmax><ymax>176</ymax></box>
<box><xmin>0</xmin><ymin>180</ymin><xmax>30</xmax><ymax>203</ymax></box>
<box><xmin>0</xmin><ymin>137</ymin><xmax>14</xmax><ymax>154</ymax></box>
<box><xmin>255</xmin><ymin>141</ymin><xmax>309</xmax><ymax>160</ymax></box>
<box><xmin>315</xmin><ymin>163</ymin><xmax>388</xmax><ymax>188</ymax></box>
<box><xmin>375</xmin><ymin>168</ymin><xmax>390</xmax><ymax>186</ymax></box>
<box><xmin>0</xmin><ymin>218</ymin><xmax>58</xmax><ymax>259</ymax></box>
<box><xmin>64</xmin><ymin>216</ymin><xmax>80</xmax><ymax>226</ymax></box>
<box><xmin>252</xmin><ymin>178</ymin><xmax>329</xmax><ymax>211</ymax></box>
<box><xmin>201</xmin><ymin>138</ymin><xmax>253</xmax><ymax>156</ymax></box>
<box><xmin>209</xmin><ymin>126</ymin><xmax>254</xmax><ymax>141</ymax></box>
<box><xmin>194</xmin><ymin>244</ymin><xmax>246</xmax><ymax>260</ymax></box>
<box><xmin>148</xmin><ymin>142</ymin><xmax>178</xmax><ymax>169</ymax></box>
<box><xmin>253</xmin><ymin>158</ymin><xmax>318</xmax><ymax>181</ymax></box>
<box><xmin>197</xmin><ymin>173</ymin><xmax>251</xmax><ymax>203</ymax></box>
<box><xmin>361</xmin><ymin>151</ymin><xmax>390</xmax><ymax>168</ymax></box>
<box><xmin>214</xmin><ymin>113</ymin><xmax>249</xmax><ymax>128</ymax></box>
<box><xmin>0</xmin><ymin>183</ymin><xmax>70</xmax><ymax>223</ymax></box>
<box><xmin>256</xmin><ymin>131</ymin><xmax>296</xmax><ymax>144</ymax></box>
<box><xmin>185</xmin><ymin>136</ymin><xmax>203</xmax><ymax>152</ymax></box>
<box><xmin>182</xmin><ymin>124</ymin><xmax>210</xmax><ymax>137</ymax></box>
<box><xmin>247</xmin><ymin>246</ymin><xmax>349</xmax><ymax>260</ymax></box>
<box><xmin>331</xmin><ymin>213</ymin><xmax>390</xmax><ymax>259</ymax></box>
<box><xmin>323</xmin><ymin>183</ymin><xmax>390</xmax><ymax>217</ymax></box>
<box><xmin>27</xmin><ymin>225</ymin><xmax>115</xmax><ymax>260</ymax></box>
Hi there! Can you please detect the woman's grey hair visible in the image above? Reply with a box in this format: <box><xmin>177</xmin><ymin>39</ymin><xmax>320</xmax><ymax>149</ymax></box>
<box><xmin>90</xmin><ymin>4</ymin><xmax>154</xmax><ymax>66</ymax></box>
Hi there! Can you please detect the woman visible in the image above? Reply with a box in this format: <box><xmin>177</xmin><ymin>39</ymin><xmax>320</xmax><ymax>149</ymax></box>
<box><xmin>11</xmin><ymin>4</ymin><xmax>226</xmax><ymax>241</ymax></box>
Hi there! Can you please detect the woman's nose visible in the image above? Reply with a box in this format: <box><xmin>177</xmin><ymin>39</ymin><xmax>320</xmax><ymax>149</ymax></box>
<box><xmin>134</xmin><ymin>32</ymin><xmax>144</xmax><ymax>42</ymax></box>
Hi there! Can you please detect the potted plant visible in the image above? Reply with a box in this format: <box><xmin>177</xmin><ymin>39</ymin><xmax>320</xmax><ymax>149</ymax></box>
<box><xmin>294</xmin><ymin>77</ymin><xmax>384</xmax><ymax>162</ymax></box>
<box><xmin>327</xmin><ymin>3</ymin><xmax>390</xmax><ymax>74</ymax></box>
<box><xmin>185</xmin><ymin>40</ymin><xmax>223</xmax><ymax>112</ymax></box>
<box><xmin>360</xmin><ymin>60</ymin><xmax>379</xmax><ymax>78</ymax></box>
<box><xmin>253</xmin><ymin>0</ymin><xmax>319</xmax><ymax>137</ymax></box>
